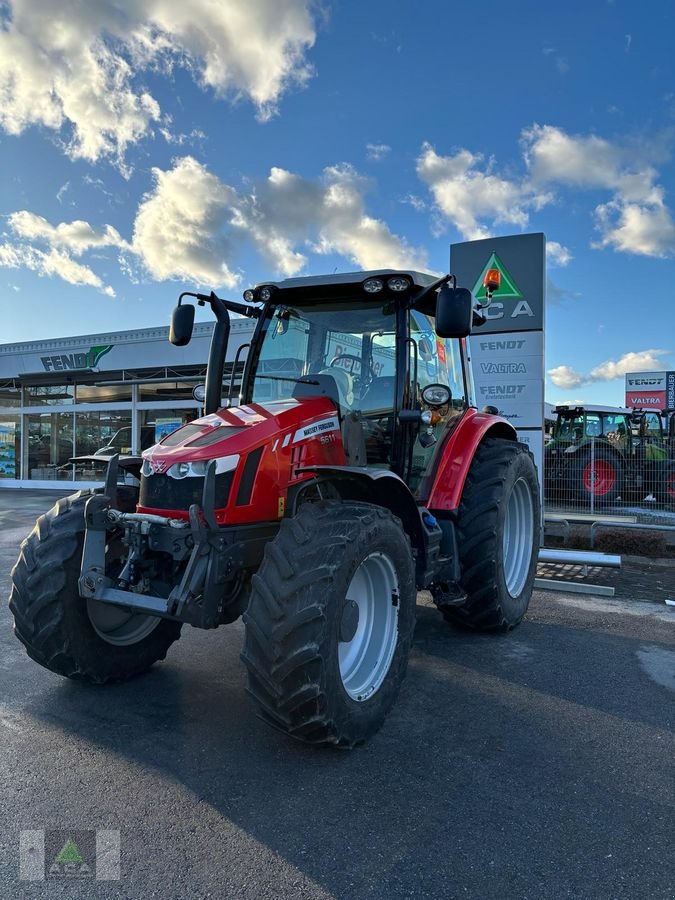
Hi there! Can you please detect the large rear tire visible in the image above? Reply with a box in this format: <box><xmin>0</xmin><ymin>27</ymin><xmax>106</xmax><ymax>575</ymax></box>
<box><xmin>8</xmin><ymin>491</ymin><xmax>181</xmax><ymax>682</ymax></box>
<box><xmin>574</xmin><ymin>448</ymin><xmax>623</xmax><ymax>506</ymax></box>
<box><xmin>438</xmin><ymin>439</ymin><xmax>540</xmax><ymax>632</ymax></box>
<box><xmin>241</xmin><ymin>501</ymin><xmax>416</xmax><ymax>748</ymax></box>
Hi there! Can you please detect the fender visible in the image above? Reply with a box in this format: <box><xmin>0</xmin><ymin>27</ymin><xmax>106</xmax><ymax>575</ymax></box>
<box><xmin>294</xmin><ymin>465</ymin><xmax>438</xmax><ymax>587</ymax></box>
<box><xmin>424</xmin><ymin>409</ymin><xmax>517</xmax><ymax>512</ymax></box>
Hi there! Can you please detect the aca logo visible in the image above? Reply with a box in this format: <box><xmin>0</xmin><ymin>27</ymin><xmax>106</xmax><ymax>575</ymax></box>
<box><xmin>471</xmin><ymin>252</ymin><xmax>535</xmax><ymax>321</ymax></box>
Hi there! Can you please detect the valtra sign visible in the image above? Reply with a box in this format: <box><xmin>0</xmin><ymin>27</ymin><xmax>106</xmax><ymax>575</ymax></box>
<box><xmin>625</xmin><ymin>371</ymin><xmax>674</xmax><ymax>411</ymax></box>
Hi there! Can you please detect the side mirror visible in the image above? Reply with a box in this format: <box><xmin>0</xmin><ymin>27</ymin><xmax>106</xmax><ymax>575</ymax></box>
<box><xmin>170</xmin><ymin>303</ymin><xmax>195</xmax><ymax>346</ymax></box>
<box><xmin>435</xmin><ymin>285</ymin><xmax>473</xmax><ymax>338</ymax></box>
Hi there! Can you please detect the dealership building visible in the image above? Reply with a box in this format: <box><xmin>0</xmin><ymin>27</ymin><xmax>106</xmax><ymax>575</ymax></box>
<box><xmin>625</xmin><ymin>371</ymin><xmax>675</xmax><ymax>411</ymax></box>
<box><xmin>0</xmin><ymin>319</ymin><xmax>254</xmax><ymax>488</ymax></box>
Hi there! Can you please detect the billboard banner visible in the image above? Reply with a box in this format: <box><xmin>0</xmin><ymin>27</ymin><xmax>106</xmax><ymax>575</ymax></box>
<box><xmin>624</xmin><ymin>370</ymin><xmax>675</xmax><ymax>411</ymax></box>
<box><xmin>667</xmin><ymin>371</ymin><xmax>675</xmax><ymax>410</ymax></box>
<box><xmin>625</xmin><ymin>390</ymin><xmax>666</xmax><ymax>410</ymax></box>
<box><xmin>451</xmin><ymin>233</ymin><xmax>546</xmax><ymax>490</ymax></box>
<box><xmin>625</xmin><ymin>371</ymin><xmax>667</xmax><ymax>392</ymax></box>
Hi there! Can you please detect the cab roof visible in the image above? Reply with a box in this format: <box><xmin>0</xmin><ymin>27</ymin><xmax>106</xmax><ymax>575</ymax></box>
<box><xmin>255</xmin><ymin>270</ymin><xmax>438</xmax><ymax>291</ymax></box>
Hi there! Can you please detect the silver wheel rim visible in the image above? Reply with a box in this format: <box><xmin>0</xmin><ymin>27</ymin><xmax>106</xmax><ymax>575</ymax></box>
<box><xmin>502</xmin><ymin>477</ymin><xmax>535</xmax><ymax>597</ymax></box>
<box><xmin>338</xmin><ymin>552</ymin><xmax>400</xmax><ymax>702</ymax></box>
<box><xmin>87</xmin><ymin>598</ymin><xmax>161</xmax><ymax>646</ymax></box>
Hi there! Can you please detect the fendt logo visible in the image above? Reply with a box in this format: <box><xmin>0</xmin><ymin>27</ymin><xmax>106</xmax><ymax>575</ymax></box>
<box><xmin>41</xmin><ymin>345</ymin><xmax>113</xmax><ymax>373</ymax></box>
<box><xmin>480</xmin><ymin>384</ymin><xmax>526</xmax><ymax>396</ymax></box>
<box><xmin>471</xmin><ymin>252</ymin><xmax>534</xmax><ymax>322</ymax></box>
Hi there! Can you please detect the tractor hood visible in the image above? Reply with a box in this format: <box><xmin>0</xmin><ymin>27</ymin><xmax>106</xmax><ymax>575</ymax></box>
<box><xmin>138</xmin><ymin>398</ymin><xmax>346</xmax><ymax>524</ymax></box>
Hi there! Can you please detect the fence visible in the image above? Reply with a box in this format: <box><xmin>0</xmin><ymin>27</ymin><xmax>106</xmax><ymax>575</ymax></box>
<box><xmin>543</xmin><ymin>435</ymin><xmax>675</xmax><ymax>517</ymax></box>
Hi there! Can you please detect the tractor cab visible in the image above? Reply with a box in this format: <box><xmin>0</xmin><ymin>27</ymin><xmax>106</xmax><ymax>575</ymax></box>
<box><xmin>239</xmin><ymin>271</ymin><xmax>472</xmax><ymax>492</ymax></box>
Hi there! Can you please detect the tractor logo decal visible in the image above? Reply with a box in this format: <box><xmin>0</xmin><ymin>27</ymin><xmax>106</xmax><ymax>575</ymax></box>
<box><xmin>293</xmin><ymin>416</ymin><xmax>340</xmax><ymax>444</ymax></box>
<box><xmin>150</xmin><ymin>459</ymin><xmax>168</xmax><ymax>474</ymax></box>
<box><xmin>471</xmin><ymin>252</ymin><xmax>523</xmax><ymax>304</ymax></box>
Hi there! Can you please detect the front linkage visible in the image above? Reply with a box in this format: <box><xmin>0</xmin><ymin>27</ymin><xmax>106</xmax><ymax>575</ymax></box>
<box><xmin>78</xmin><ymin>457</ymin><xmax>275</xmax><ymax>629</ymax></box>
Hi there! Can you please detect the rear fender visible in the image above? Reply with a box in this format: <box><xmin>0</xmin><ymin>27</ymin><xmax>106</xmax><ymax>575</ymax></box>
<box><xmin>424</xmin><ymin>409</ymin><xmax>517</xmax><ymax>512</ymax></box>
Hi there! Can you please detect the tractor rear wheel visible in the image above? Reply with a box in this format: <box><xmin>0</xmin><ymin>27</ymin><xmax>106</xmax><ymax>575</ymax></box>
<box><xmin>656</xmin><ymin>464</ymin><xmax>675</xmax><ymax>506</ymax></box>
<box><xmin>437</xmin><ymin>438</ymin><xmax>540</xmax><ymax>632</ymax></box>
<box><xmin>9</xmin><ymin>491</ymin><xmax>181</xmax><ymax>682</ymax></box>
<box><xmin>241</xmin><ymin>500</ymin><xmax>416</xmax><ymax>748</ymax></box>
<box><xmin>574</xmin><ymin>449</ymin><xmax>623</xmax><ymax>505</ymax></box>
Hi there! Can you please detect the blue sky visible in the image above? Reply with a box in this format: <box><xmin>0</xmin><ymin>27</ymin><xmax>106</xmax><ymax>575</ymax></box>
<box><xmin>0</xmin><ymin>0</ymin><xmax>674</xmax><ymax>406</ymax></box>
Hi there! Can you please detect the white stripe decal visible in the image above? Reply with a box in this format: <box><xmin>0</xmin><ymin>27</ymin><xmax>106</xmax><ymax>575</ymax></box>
<box><xmin>282</xmin><ymin>433</ymin><xmax>292</xmax><ymax>448</ymax></box>
<box><xmin>292</xmin><ymin>416</ymin><xmax>340</xmax><ymax>444</ymax></box>
<box><xmin>272</xmin><ymin>439</ymin><xmax>279</xmax><ymax>452</ymax></box>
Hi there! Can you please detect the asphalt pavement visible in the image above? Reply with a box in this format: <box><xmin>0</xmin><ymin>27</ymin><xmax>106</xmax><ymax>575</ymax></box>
<box><xmin>0</xmin><ymin>490</ymin><xmax>673</xmax><ymax>899</ymax></box>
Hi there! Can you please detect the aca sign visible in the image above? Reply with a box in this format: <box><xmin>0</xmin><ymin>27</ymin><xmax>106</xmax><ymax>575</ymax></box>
<box><xmin>451</xmin><ymin>233</ymin><xmax>546</xmax><ymax>490</ymax></box>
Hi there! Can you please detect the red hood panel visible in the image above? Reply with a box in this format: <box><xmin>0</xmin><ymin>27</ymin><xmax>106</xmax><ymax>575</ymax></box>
<box><xmin>139</xmin><ymin>397</ymin><xmax>346</xmax><ymax>524</ymax></box>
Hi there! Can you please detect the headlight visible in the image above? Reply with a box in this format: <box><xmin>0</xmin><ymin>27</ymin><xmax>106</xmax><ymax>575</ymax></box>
<box><xmin>167</xmin><ymin>460</ymin><xmax>208</xmax><ymax>479</ymax></box>
<box><xmin>387</xmin><ymin>276</ymin><xmax>411</xmax><ymax>292</ymax></box>
<box><xmin>363</xmin><ymin>278</ymin><xmax>383</xmax><ymax>294</ymax></box>
<box><xmin>243</xmin><ymin>289</ymin><xmax>256</xmax><ymax>302</ymax></box>
<box><xmin>259</xmin><ymin>286</ymin><xmax>274</xmax><ymax>302</ymax></box>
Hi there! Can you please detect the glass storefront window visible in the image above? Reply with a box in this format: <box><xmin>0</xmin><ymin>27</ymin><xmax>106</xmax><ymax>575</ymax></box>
<box><xmin>138</xmin><ymin>381</ymin><xmax>197</xmax><ymax>402</ymax></box>
<box><xmin>140</xmin><ymin>409</ymin><xmax>196</xmax><ymax>446</ymax></box>
<box><xmin>26</xmin><ymin>384</ymin><xmax>74</xmax><ymax>406</ymax></box>
<box><xmin>0</xmin><ymin>383</ymin><xmax>21</xmax><ymax>407</ymax></box>
<box><xmin>0</xmin><ymin>416</ymin><xmax>21</xmax><ymax>480</ymax></box>
<box><xmin>26</xmin><ymin>413</ymin><xmax>74</xmax><ymax>480</ymax></box>
<box><xmin>76</xmin><ymin>383</ymin><xmax>132</xmax><ymax>404</ymax></box>
<box><xmin>73</xmin><ymin>412</ymin><xmax>133</xmax><ymax>481</ymax></box>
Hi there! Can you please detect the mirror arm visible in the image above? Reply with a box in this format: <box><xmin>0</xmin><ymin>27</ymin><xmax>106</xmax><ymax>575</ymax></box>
<box><xmin>412</xmin><ymin>273</ymin><xmax>454</xmax><ymax>309</ymax></box>
<box><xmin>196</xmin><ymin>291</ymin><xmax>261</xmax><ymax>319</ymax></box>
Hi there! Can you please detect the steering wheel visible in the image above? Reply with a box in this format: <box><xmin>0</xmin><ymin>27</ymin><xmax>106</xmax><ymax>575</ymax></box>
<box><xmin>329</xmin><ymin>354</ymin><xmax>377</xmax><ymax>390</ymax></box>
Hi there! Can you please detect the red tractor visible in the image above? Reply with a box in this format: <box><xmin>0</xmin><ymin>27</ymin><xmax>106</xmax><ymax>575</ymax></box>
<box><xmin>9</xmin><ymin>271</ymin><xmax>540</xmax><ymax>747</ymax></box>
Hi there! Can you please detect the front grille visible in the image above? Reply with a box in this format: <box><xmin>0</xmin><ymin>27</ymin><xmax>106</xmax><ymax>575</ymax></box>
<box><xmin>140</xmin><ymin>471</ymin><xmax>234</xmax><ymax>511</ymax></box>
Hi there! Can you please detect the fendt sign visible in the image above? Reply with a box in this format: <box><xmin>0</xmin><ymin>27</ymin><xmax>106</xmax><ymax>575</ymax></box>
<box><xmin>41</xmin><ymin>345</ymin><xmax>114</xmax><ymax>373</ymax></box>
<box><xmin>625</xmin><ymin>371</ymin><xmax>675</xmax><ymax>411</ymax></box>
<box><xmin>451</xmin><ymin>233</ymin><xmax>546</xmax><ymax>489</ymax></box>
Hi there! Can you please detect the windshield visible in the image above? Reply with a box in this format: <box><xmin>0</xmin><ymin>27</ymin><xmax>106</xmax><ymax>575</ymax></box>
<box><xmin>251</xmin><ymin>298</ymin><xmax>397</xmax><ymax>412</ymax></box>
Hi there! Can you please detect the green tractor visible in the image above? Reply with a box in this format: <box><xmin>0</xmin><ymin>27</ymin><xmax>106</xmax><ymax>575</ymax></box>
<box><xmin>544</xmin><ymin>405</ymin><xmax>675</xmax><ymax>506</ymax></box>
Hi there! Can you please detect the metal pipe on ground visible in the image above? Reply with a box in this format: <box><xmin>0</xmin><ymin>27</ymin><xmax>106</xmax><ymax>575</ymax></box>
<box><xmin>538</xmin><ymin>548</ymin><xmax>621</xmax><ymax>568</ymax></box>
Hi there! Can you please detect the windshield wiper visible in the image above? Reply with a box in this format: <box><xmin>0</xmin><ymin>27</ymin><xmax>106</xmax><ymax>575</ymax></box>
<box><xmin>254</xmin><ymin>375</ymin><xmax>320</xmax><ymax>385</ymax></box>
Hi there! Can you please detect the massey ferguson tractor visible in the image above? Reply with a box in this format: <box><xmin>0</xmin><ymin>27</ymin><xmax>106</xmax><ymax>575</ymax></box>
<box><xmin>9</xmin><ymin>270</ymin><xmax>540</xmax><ymax>748</ymax></box>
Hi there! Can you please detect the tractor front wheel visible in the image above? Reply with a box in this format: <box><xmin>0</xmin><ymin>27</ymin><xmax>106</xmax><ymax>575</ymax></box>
<box><xmin>437</xmin><ymin>438</ymin><xmax>540</xmax><ymax>632</ymax></box>
<box><xmin>241</xmin><ymin>501</ymin><xmax>416</xmax><ymax>748</ymax></box>
<box><xmin>9</xmin><ymin>491</ymin><xmax>182</xmax><ymax>682</ymax></box>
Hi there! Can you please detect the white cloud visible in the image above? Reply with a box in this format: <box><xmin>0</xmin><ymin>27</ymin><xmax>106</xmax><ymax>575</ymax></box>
<box><xmin>546</xmin><ymin>241</ymin><xmax>572</xmax><ymax>266</ymax></box>
<box><xmin>548</xmin><ymin>349</ymin><xmax>670</xmax><ymax>389</ymax></box>
<box><xmin>417</xmin><ymin>124</ymin><xmax>675</xmax><ymax>258</ymax></box>
<box><xmin>132</xmin><ymin>157</ymin><xmax>242</xmax><ymax>287</ymax></box>
<box><xmin>132</xmin><ymin>157</ymin><xmax>428</xmax><ymax>284</ymax></box>
<box><xmin>366</xmin><ymin>143</ymin><xmax>391</xmax><ymax>161</ymax></box>
<box><xmin>417</xmin><ymin>142</ymin><xmax>552</xmax><ymax>240</ymax></box>
<box><xmin>593</xmin><ymin>200</ymin><xmax>675</xmax><ymax>257</ymax></box>
<box><xmin>0</xmin><ymin>0</ymin><xmax>317</xmax><ymax>166</ymax></box>
<box><xmin>589</xmin><ymin>350</ymin><xmax>669</xmax><ymax>381</ymax></box>
<box><xmin>3</xmin><ymin>156</ymin><xmax>428</xmax><ymax>292</ymax></box>
<box><xmin>0</xmin><ymin>242</ymin><xmax>115</xmax><ymax>296</ymax></box>
<box><xmin>8</xmin><ymin>211</ymin><xmax>128</xmax><ymax>256</ymax></box>
<box><xmin>522</xmin><ymin>124</ymin><xmax>674</xmax><ymax>257</ymax></box>
<box><xmin>548</xmin><ymin>365</ymin><xmax>584</xmax><ymax>389</ymax></box>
